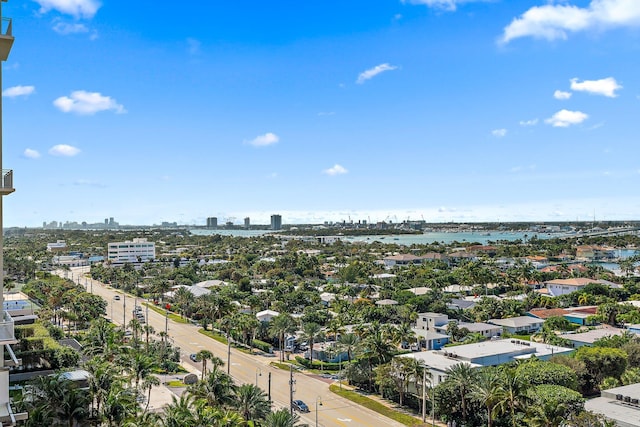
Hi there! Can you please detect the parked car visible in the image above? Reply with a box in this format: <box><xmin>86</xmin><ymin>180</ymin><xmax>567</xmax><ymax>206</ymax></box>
<box><xmin>189</xmin><ymin>353</ymin><xmax>198</xmax><ymax>362</ymax></box>
<box><xmin>292</xmin><ymin>400</ymin><xmax>309</xmax><ymax>413</ymax></box>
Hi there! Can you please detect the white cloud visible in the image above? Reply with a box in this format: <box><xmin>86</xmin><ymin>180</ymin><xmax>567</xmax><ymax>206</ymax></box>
<box><xmin>356</xmin><ymin>63</ymin><xmax>398</xmax><ymax>84</ymax></box>
<box><xmin>23</xmin><ymin>148</ymin><xmax>41</xmax><ymax>159</ymax></box>
<box><xmin>323</xmin><ymin>164</ymin><xmax>348</xmax><ymax>176</ymax></box>
<box><xmin>35</xmin><ymin>0</ymin><xmax>101</xmax><ymax>19</ymax></box>
<box><xmin>2</xmin><ymin>85</ymin><xmax>35</xmax><ymax>98</ymax></box>
<box><xmin>53</xmin><ymin>21</ymin><xmax>89</xmax><ymax>35</ymax></box>
<box><xmin>491</xmin><ymin>128</ymin><xmax>507</xmax><ymax>137</ymax></box>
<box><xmin>404</xmin><ymin>0</ymin><xmax>491</xmax><ymax>12</ymax></box>
<box><xmin>554</xmin><ymin>90</ymin><xmax>572</xmax><ymax>100</ymax></box>
<box><xmin>49</xmin><ymin>144</ymin><xmax>80</xmax><ymax>157</ymax></box>
<box><xmin>545</xmin><ymin>109</ymin><xmax>589</xmax><ymax>127</ymax></box>
<box><xmin>570</xmin><ymin>77</ymin><xmax>622</xmax><ymax>97</ymax></box>
<box><xmin>501</xmin><ymin>0</ymin><xmax>640</xmax><ymax>44</ymax></box>
<box><xmin>53</xmin><ymin>90</ymin><xmax>126</xmax><ymax>115</ymax></box>
<box><xmin>519</xmin><ymin>118</ymin><xmax>539</xmax><ymax>126</ymax></box>
<box><xmin>246</xmin><ymin>132</ymin><xmax>279</xmax><ymax>147</ymax></box>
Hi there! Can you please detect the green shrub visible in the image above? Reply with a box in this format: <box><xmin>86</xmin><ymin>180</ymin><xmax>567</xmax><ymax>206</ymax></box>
<box><xmin>252</xmin><ymin>339</ymin><xmax>273</xmax><ymax>353</ymax></box>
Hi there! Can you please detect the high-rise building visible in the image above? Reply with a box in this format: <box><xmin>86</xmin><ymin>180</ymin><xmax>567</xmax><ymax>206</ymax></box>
<box><xmin>244</xmin><ymin>217</ymin><xmax>250</xmax><ymax>228</ymax></box>
<box><xmin>270</xmin><ymin>214</ymin><xmax>282</xmax><ymax>230</ymax></box>
<box><xmin>207</xmin><ymin>217</ymin><xmax>218</xmax><ymax>228</ymax></box>
<box><xmin>0</xmin><ymin>2</ymin><xmax>28</xmax><ymax>423</ymax></box>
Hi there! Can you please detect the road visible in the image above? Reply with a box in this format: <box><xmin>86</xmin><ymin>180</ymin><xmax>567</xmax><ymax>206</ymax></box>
<box><xmin>64</xmin><ymin>267</ymin><xmax>406</xmax><ymax>427</ymax></box>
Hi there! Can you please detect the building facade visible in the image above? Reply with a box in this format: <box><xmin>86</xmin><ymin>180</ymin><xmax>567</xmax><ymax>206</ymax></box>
<box><xmin>107</xmin><ymin>238</ymin><xmax>156</xmax><ymax>264</ymax></box>
<box><xmin>270</xmin><ymin>214</ymin><xmax>282</xmax><ymax>230</ymax></box>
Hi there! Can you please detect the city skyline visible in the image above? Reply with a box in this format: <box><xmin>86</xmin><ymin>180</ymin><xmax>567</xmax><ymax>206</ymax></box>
<box><xmin>3</xmin><ymin>0</ymin><xmax>640</xmax><ymax>227</ymax></box>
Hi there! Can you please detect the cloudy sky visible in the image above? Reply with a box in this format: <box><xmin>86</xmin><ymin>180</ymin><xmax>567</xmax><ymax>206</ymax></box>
<box><xmin>2</xmin><ymin>0</ymin><xmax>640</xmax><ymax>227</ymax></box>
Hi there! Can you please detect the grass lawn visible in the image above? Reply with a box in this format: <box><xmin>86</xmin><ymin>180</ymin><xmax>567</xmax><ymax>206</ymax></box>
<box><xmin>329</xmin><ymin>385</ymin><xmax>424</xmax><ymax>427</ymax></box>
<box><xmin>166</xmin><ymin>380</ymin><xmax>187</xmax><ymax>387</ymax></box>
<box><xmin>143</xmin><ymin>303</ymin><xmax>189</xmax><ymax>324</ymax></box>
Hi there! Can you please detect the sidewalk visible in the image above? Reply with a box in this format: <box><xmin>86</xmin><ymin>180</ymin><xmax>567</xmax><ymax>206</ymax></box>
<box><xmin>335</xmin><ymin>383</ymin><xmax>447</xmax><ymax>427</ymax></box>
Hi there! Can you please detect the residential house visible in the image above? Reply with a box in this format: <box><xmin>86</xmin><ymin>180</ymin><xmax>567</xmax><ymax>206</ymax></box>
<box><xmin>487</xmin><ymin>316</ymin><xmax>544</xmax><ymax>335</ymax></box>
<box><xmin>412</xmin><ymin>329</ymin><xmax>450</xmax><ymax>351</ymax></box>
<box><xmin>256</xmin><ymin>309</ymin><xmax>280</xmax><ymax>323</ymax></box>
<box><xmin>563</xmin><ymin>327</ymin><xmax>626</xmax><ymax>348</ymax></box>
<box><xmin>397</xmin><ymin>339</ymin><xmax>573</xmax><ymax>387</ymax></box>
<box><xmin>382</xmin><ymin>254</ymin><xmax>423</xmax><ymax>267</ymax></box>
<box><xmin>544</xmin><ymin>278</ymin><xmax>622</xmax><ymax>297</ymax></box>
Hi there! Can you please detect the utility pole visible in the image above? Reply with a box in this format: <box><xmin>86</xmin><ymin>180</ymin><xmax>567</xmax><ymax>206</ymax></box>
<box><xmin>268</xmin><ymin>371</ymin><xmax>272</xmax><ymax>403</ymax></box>
<box><xmin>289</xmin><ymin>365</ymin><xmax>295</xmax><ymax>416</ymax></box>
<box><xmin>164</xmin><ymin>307</ymin><xmax>169</xmax><ymax>340</ymax></box>
<box><xmin>123</xmin><ymin>293</ymin><xmax>126</xmax><ymax>326</ymax></box>
<box><xmin>422</xmin><ymin>368</ymin><xmax>427</xmax><ymax>422</ymax></box>
<box><xmin>227</xmin><ymin>332</ymin><xmax>231</xmax><ymax>376</ymax></box>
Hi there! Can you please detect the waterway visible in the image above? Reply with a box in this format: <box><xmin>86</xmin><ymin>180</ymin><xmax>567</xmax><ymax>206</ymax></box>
<box><xmin>190</xmin><ymin>229</ymin><xmax>558</xmax><ymax>245</ymax></box>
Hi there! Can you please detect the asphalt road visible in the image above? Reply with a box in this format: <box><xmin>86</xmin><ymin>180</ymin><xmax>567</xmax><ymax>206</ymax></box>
<box><xmin>63</xmin><ymin>267</ymin><xmax>406</xmax><ymax>427</ymax></box>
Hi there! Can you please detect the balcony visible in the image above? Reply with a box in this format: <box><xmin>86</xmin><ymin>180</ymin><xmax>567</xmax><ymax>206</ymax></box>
<box><xmin>0</xmin><ymin>170</ymin><xmax>14</xmax><ymax>195</ymax></box>
<box><xmin>0</xmin><ymin>17</ymin><xmax>13</xmax><ymax>61</ymax></box>
<box><xmin>0</xmin><ymin>311</ymin><xmax>15</xmax><ymax>344</ymax></box>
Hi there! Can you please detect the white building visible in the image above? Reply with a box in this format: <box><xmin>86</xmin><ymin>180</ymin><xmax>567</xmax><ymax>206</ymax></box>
<box><xmin>487</xmin><ymin>316</ymin><xmax>545</xmax><ymax>335</ymax></box>
<box><xmin>107</xmin><ymin>238</ymin><xmax>155</xmax><ymax>264</ymax></box>
<box><xmin>544</xmin><ymin>278</ymin><xmax>622</xmax><ymax>297</ymax></box>
<box><xmin>398</xmin><ymin>339</ymin><xmax>573</xmax><ymax>387</ymax></box>
<box><xmin>256</xmin><ymin>310</ymin><xmax>280</xmax><ymax>323</ymax></box>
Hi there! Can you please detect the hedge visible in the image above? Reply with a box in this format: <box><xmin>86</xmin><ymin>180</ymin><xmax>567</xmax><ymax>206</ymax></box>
<box><xmin>252</xmin><ymin>339</ymin><xmax>273</xmax><ymax>353</ymax></box>
<box><xmin>295</xmin><ymin>356</ymin><xmax>342</xmax><ymax>371</ymax></box>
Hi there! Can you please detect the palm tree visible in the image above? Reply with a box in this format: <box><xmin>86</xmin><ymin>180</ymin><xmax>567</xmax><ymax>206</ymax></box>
<box><xmin>195</xmin><ymin>349</ymin><xmax>217</xmax><ymax>380</ymax></box>
<box><xmin>269</xmin><ymin>313</ymin><xmax>298</xmax><ymax>362</ymax></box>
<box><xmin>263</xmin><ymin>408</ymin><xmax>303</xmax><ymax>427</ymax></box>
<box><xmin>232</xmin><ymin>383</ymin><xmax>271</xmax><ymax>422</ymax></box>
<box><xmin>100</xmin><ymin>386</ymin><xmax>138</xmax><ymax>427</ymax></box>
<box><xmin>338</xmin><ymin>333</ymin><xmax>360</xmax><ymax>363</ymax></box>
<box><xmin>187</xmin><ymin>366</ymin><xmax>236</xmax><ymax>407</ymax></box>
<box><xmin>301</xmin><ymin>322</ymin><xmax>323</xmax><ymax>364</ymax></box>
<box><xmin>446</xmin><ymin>363</ymin><xmax>477</xmax><ymax>424</ymax></box>
<box><xmin>494</xmin><ymin>368</ymin><xmax>529</xmax><ymax>427</ymax></box>
<box><xmin>162</xmin><ymin>394</ymin><xmax>196</xmax><ymax>427</ymax></box>
<box><xmin>126</xmin><ymin>352</ymin><xmax>158</xmax><ymax>390</ymax></box>
<box><xmin>470</xmin><ymin>368</ymin><xmax>501</xmax><ymax>427</ymax></box>
<box><xmin>140</xmin><ymin>375</ymin><xmax>160</xmax><ymax>414</ymax></box>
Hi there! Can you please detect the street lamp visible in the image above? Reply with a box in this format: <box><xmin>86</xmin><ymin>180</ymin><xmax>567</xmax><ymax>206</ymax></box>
<box><xmin>315</xmin><ymin>396</ymin><xmax>322</xmax><ymax>427</ymax></box>
<box><xmin>255</xmin><ymin>367</ymin><xmax>262</xmax><ymax>386</ymax></box>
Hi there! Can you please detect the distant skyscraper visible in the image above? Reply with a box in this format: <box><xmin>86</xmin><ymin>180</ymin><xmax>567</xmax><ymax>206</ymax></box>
<box><xmin>207</xmin><ymin>217</ymin><xmax>218</xmax><ymax>228</ymax></box>
<box><xmin>271</xmin><ymin>214</ymin><xmax>282</xmax><ymax>230</ymax></box>
<box><xmin>244</xmin><ymin>217</ymin><xmax>250</xmax><ymax>228</ymax></box>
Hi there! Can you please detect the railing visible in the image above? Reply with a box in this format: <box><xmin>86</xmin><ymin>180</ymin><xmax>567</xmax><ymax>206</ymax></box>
<box><xmin>1</xmin><ymin>18</ymin><xmax>12</xmax><ymax>38</ymax></box>
<box><xmin>0</xmin><ymin>169</ymin><xmax>13</xmax><ymax>193</ymax></box>
<box><xmin>0</xmin><ymin>311</ymin><xmax>14</xmax><ymax>342</ymax></box>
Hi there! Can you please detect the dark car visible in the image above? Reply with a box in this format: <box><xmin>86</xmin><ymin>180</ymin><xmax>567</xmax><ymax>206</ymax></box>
<box><xmin>292</xmin><ymin>400</ymin><xmax>309</xmax><ymax>413</ymax></box>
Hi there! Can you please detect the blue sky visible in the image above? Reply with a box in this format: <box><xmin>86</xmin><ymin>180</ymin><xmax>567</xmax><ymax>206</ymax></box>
<box><xmin>2</xmin><ymin>0</ymin><xmax>640</xmax><ymax>227</ymax></box>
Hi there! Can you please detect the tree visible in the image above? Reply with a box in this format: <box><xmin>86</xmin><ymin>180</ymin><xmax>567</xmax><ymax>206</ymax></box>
<box><xmin>301</xmin><ymin>322</ymin><xmax>323</xmax><ymax>364</ymax></box>
<box><xmin>268</xmin><ymin>314</ymin><xmax>298</xmax><ymax>362</ymax></box>
<box><xmin>494</xmin><ymin>368</ymin><xmax>529</xmax><ymax>427</ymax></box>
<box><xmin>575</xmin><ymin>346</ymin><xmax>628</xmax><ymax>392</ymax></box>
<box><xmin>187</xmin><ymin>366</ymin><xmax>235</xmax><ymax>407</ymax></box>
<box><xmin>338</xmin><ymin>333</ymin><xmax>360</xmax><ymax>363</ymax></box>
<box><xmin>263</xmin><ymin>408</ymin><xmax>303</xmax><ymax>427</ymax></box>
<box><xmin>470</xmin><ymin>367</ymin><xmax>501</xmax><ymax>427</ymax></box>
<box><xmin>232</xmin><ymin>383</ymin><xmax>271</xmax><ymax>422</ymax></box>
<box><xmin>195</xmin><ymin>350</ymin><xmax>217</xmax><ymax>380</ymax></box>
<box><xmin>515</xmin><ymin>360</ymin><xmax>578</xmax><ymax>390</ymax></box>
<box><xmin>445</xmin><ymin>363</ymin><xmax>477</xmax><ymax>423</ymax></box>
<box><xmin>525</xmin><ymin>384</ymin><xmax>584</xmax><ymax>427</ymax></box>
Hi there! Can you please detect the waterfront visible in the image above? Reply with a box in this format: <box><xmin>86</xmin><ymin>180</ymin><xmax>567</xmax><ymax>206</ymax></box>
<box><xmin>190</xmin><ymin>228</ymin><xmax>558</xmax><ymax>245</ymax></box>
